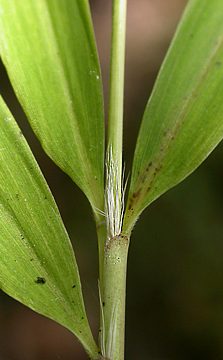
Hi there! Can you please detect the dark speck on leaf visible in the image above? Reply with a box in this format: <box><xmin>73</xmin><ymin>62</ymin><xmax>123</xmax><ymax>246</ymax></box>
<box><xmin>35</xmin><ymin>277</ymin><xmax>46</xmax><ymax>284</ymax></box>
<box><xmin>146</xmin><ymin>162</ymin><xmax>152</xmax><ymax>170</ymax></box>
<box><xmin>102</xmin><ymin>301</ymin><xmax>105</xmax><ymax>307</ymax></box>
<box><xmin>215</xmin><ymin>61</ymin><xmax>222</xmax><ymax>67</ymax></box>
<box><xmin>132</xmin><ymin>189</ymin><xmax>141</xmax><ymax>199</ymax></box>
<box><xmin>30</xmin><ymin>258</ymin><xmax>34</xmax><ymax>262</ymax></box>
<box><xmin>72</xmin><ymin>284</ymin><xmax>76</xmax><ymax>288</ymax></box>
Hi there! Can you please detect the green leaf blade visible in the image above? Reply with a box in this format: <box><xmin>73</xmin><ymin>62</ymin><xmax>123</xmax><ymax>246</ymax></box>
<box><xmin>0</xmin><ymin>0</ymin><xmax>104</xmax><ymax>212</ymax></box>
<box><xmin>124</xmin><ymin>0</ymin><xmax>223</xmax><ymax>234</ymax></box>
<box><xmin>0</xmin><ymin>97</ymin><xmax>98</xmax><ymax>358</ymax></box>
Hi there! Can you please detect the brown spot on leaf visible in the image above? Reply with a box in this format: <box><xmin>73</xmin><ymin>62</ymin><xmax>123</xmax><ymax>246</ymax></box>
<box><xmin>132</xmin><ymin>188</ymin><xmax>141</xmax><ymax>199</ymax></box>
<box><xmin>146</xmin><ymin>162</ymin><xmax>153</xmax><ymax>171</ymax></box>
<box><xmin>128</xmin><ymin>200</ymin><xmax>133</xmax><ymax>210</ymax></box>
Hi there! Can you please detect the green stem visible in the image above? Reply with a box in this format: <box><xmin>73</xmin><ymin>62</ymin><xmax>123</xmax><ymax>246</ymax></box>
<box><xmin>100</xmin><ymin>1</ymin><xmax>128</xmax><ymax>359</ymax></box>
<box><xmin>101</xmin><ymin>235</ymin><xmax>129</xmax><ymax>360</ymax></box>
<box><xmin>108</xmin><ymin>0</ymin><xmax>127</xmax><ymax>186</ymax></box>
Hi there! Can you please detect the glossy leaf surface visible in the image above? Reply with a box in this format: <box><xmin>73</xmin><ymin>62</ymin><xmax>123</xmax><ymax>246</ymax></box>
<box><xmin>0</xmin><ymin>98</ymin><xmax>98</xmax><ymax>358</ymax></box>
<box><xmin>124</xmin><ymin>0</ymin><xmax>223</xmax><ymax>234</ymax></box>
<box><xmin>0</xmin><ymin>0</ymin><xmax>104</xmax><ymax>212</ymax></box>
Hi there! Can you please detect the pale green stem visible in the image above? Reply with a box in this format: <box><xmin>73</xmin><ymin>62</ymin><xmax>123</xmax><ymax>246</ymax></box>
<box><xmin>108</xmin><ymin>0</ymin><xmax>127</xmax><ymax>188</ymax></box>
<box><xmin>101</xmin><ymin>236</ymin><xmax>129</xmax><ymax>360</ymax></box>
<box><xmin>100</xmin><ymin>1</ymin><xmax>128</xmax><ymax>359</ymax></box>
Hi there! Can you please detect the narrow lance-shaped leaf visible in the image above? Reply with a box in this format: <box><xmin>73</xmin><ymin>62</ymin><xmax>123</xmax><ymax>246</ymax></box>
<box><xmin>0</xmin><ymin>97</ymin><xmax>99</xmax><ymax>359</ymax></box>
<box><xmin>0</xmin><ymin>0</ymin><xmax>104</xmax><ymax>213</ymax></box>
<box><xmin>123</xmin><ymin>0</ymin><xmax>223</xmax><ymax>235</ymax></box>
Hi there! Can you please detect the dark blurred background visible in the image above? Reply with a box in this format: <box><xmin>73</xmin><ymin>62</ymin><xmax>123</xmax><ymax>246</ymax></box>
<box><xmin>1</xmin><ymin>0</ymin><xmax>223</xmax><ymax>359</ymax></box>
